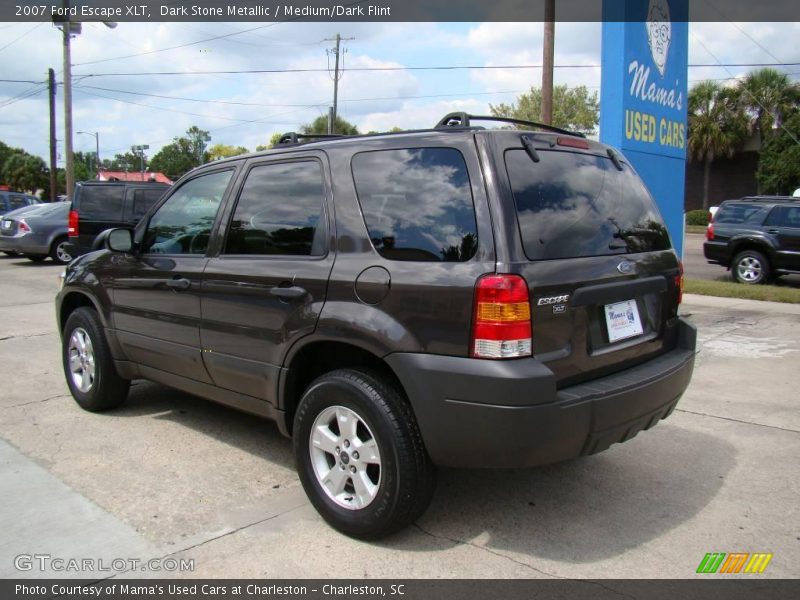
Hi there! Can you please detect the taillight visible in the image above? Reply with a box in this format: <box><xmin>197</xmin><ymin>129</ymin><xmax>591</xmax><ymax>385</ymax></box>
<box><xmin>675</xmin><ymin>260</ymin><xmax>684</xmax><ymax>304</ymax></box>
<box><xmin>68</xmin><ymin>210</ymin><xmax>78</xmax><ymax>237</ymax></box>
<box><xmin>18</xmin><ymin>219</ymin><xmax>31</xmax><ymax>234</ymax></box>
<box><xmin>471</xmin><ymin>274</ymin><xmax>532</xmax><ymax>359</ymax></box>
<box><xmin>706</xmin><ymin>222</ymin><xmax>714</xmax><ymax>241</ymax></box>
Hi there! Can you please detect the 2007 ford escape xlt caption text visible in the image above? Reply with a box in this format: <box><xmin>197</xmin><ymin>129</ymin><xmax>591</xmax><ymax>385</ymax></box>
<box><xmin>56</xmin><ymin>113</ymin><xmax>696</xmax><ymax>539</ymax></box>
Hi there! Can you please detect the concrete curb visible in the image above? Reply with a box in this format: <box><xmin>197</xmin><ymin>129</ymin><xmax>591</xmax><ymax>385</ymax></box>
<box><xmin>682</xmin><ymin>293</ymin><xmax>800</xmax><ymax>315</ymax></box>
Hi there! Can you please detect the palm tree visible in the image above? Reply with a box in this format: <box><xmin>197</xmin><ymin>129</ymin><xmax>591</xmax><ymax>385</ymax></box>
<box><xmin>687</xmin><ymin>81</ymin><xmax>748</xmax><ymax>209</ymax></box>
<box><xmin>738</xmin><ymin>68</ymin><xmax>800</xmax><ymax>144</ymax></box>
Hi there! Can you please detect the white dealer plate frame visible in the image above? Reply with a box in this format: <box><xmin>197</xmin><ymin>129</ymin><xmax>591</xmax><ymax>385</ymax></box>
<box><xmin>604</xmin><ymin>299</ymin><xmax>644</xmax><ymax>343</ymax></box>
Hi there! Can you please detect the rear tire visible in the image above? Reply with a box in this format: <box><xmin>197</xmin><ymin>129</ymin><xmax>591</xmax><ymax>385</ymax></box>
<box><xmin>732</xmin><ymin>249</ymin><xmax>770</xmax><ymax>285</ymax></box>
<box><xmin>62</xmin><ymin>307</ymin><xmax>130</xmax><ymax>412</ymax></box>
<box><xmin>293</xmin><ymin>369</ymin><xmax>436</xmax><ymax>539</ymax></box>
<box><xmin>50</xmin><ymin>236</ymin><xmax>72</xmax><ymax>265</ymax></box>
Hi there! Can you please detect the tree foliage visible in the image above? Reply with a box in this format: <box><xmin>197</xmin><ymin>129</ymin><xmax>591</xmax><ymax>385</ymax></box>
<box><xmin>149</xmin><ymin>126</ymin><xmax>212</xmax><ymax>180</ymax></box>
<box><xmin>207</xmin><ymin>143</ymin><xmax>249</xmax><ymax>161</ymax></box>
<box><xmin>301</xmin><ymin>115</ymin><xmax>359</xmax><ymax>136</ymax></box>
<box><xmin>2</xmin><ymin>152</ymin><xmax>48</xmax><ymax>193</ymax></box>
<box><xmin>757</xmin><ymin>111</ymin><xmax>800</xmax><ymax>195</ymax></box>
<box><xmin>489</xmin><ymin>85</ymin><xmax>599</xmax><ymax>134</ymax></box>
<box><xmin>738</xmin><ymin>68</ymin><xmax>800</xmax><ymax>142</ymax></box>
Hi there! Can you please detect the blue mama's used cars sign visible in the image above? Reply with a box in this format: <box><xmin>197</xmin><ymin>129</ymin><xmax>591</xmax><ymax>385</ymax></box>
<box><xmin>601</xmin><ymin>0</ymin><xmax>689</xmax><ymax>254</ymax></box>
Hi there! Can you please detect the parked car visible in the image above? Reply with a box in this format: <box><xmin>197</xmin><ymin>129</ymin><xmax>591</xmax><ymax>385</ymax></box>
<box><xmin>703</xmin><ymin>196</ymin><xmax>800</xmax><ymax>284</ymax></box>
<box><xmin>67</xmin><ymin>181</ymin><xmax>170</xmax><ymax>257</ymax></box>
<box><xmin>0</xmin><ymin>202</ymin><xmax>52</xmax><ymax>256</ymax></box>
<box><xmin>56</xmin><ymin>113</ymin><xmax>696</xmax><ymax>539</ymax></box>
<box><xmin>0</xmin><ymin>190</ymin><xmax>39</xmax><ymax>220</ymax></box>
<box><xmin>0</xmin><ymin>202</ymin><xmax>72</xmax><ymax>264</ymax></box>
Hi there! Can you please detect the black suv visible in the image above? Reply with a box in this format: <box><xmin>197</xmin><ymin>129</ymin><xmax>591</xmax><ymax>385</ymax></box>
<box><xmin>703</xmin><ymin>196</ymin><xmax>800</xmax><ymax>284</ymax></box>
<box><xmin>67</xmin><ymin>181</ymin><xmax>169</xmax><ymax>257</ymax></box>
<box><xmin>56</xmin><ymin>114</ymin><xmax>696</xmax><ymax>539</ymax></box>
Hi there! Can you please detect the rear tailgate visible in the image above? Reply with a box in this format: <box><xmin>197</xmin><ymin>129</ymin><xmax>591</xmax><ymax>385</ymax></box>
<box><xmin>495</xmin><ymin>133</ymin><xmax>682</xmax><ymax>387</ymax></box>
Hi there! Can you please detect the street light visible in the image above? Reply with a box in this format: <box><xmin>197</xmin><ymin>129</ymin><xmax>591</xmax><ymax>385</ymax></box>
<box><xmin>132</xmin><ymin>145</ymin><xmax>150</xmax><ymax>181</ymax></box>
<box><xmin>77</xmin><ymin>131</ymin><xmax>99</xmax><ymax>178</ymax></box>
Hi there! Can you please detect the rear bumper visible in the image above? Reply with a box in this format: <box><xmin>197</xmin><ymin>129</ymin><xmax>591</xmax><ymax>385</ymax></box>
<box><xmin>0</xmin><ymin>234</ymin><xmax>48</xmax><ymax>255</ymax></box>
<box><xmin>703</xmin><ymin>240</ymin><xmax>729</xmax><ymax>266</ymax></box>
<box><xmin>386</xmin><ymin>318</ymin><xmax>696</xmax><ymax>468</ymax></box>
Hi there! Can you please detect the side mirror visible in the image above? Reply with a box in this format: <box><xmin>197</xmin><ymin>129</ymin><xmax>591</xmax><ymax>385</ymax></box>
<box><xmin>106</xmin><ymin>228</ymin><xmax>133</xmax><ymax>253</ymax></box>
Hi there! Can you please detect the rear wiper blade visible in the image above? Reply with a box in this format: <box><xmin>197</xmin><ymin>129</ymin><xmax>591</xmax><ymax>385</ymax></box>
<box><xmin>521</xmin><ymin>136</ymin><xmax>540</xmax><ymax>163</ymax></box>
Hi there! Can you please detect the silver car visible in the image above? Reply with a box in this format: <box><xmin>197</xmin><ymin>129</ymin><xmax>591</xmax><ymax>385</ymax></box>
<box><xmin>0</xmin><ymin>202</ymin><xmax>72</xmax><ymax>264</ymax></box>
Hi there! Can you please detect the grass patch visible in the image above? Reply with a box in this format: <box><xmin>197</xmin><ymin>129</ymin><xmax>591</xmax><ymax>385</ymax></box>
<box><xmin>685</xmin><ymin>278</ymin><xmax>800</xmax><ymax>303</ymax></box>
<box><xmin>685</xmin><ymin>225</ymin><xmax>707</xmax><ymax>234</ymax></box>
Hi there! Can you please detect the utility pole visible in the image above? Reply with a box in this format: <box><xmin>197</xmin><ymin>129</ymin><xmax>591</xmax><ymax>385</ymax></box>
<box><xmin>77</xmin><ymin>131</ymin><xmax>100</xmax><ymax>178</ymax></box>
<box><xmin>48</xmin><ymin>68</ymin><xmax>57</xmax><ymax>201</ymax></box>
<box><xmin>541</xmin><ymin>0</ymin><xmax>556</xmax><ymax>125</ymax></box>
<box><xmin>324</xmin><ymin>33</ymin><xmax>354</xmax><ymax>134</ymax></box>
<box><xmin>60</xmin><ymin>1</ymin><xmax>77</xmax><ymax>201</ymax></box>
<box><xmin>132</xmin><ymin>145</ymin><xmax>149</xmax><ymax>181</ymax></box>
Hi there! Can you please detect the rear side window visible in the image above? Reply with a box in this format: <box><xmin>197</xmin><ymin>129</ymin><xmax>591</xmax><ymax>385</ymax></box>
<box><xmin>77</xmin><ymin>186</ymin><xmax>125</xmax><ymax>220</ymax></box>
<box><xmin>505</xmin><ymin>149</ymin><xmax>671</xmax><ymax>260</ymax></box>
<box><xmin>224</xmin><ymin>161</ymin><xmax>325</xmax><ymax>256</ymax></box>
<box><xmin>715</xmin><ymin>203</ymin><xmax>764</xmax><ymax>225</ymax></box>
<box><xmin>129</xmin><ymin>188</ymin><xmax>165</xmax><ymax>220</ymax></box>
<box><xmin>351</xmin><ymin>148</ymin><xmax>478</xmax><ymax>262</ymax></box>
<box><xmin>764</xmin><ymin>205</ymin><xmax>800</xmax><ymax>228</ymax></box>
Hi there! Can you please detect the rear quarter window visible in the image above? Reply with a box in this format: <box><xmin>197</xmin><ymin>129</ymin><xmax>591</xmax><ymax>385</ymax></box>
<box><xmin>715</xmin><ymin>203</ymin><xmax>766</xmax><ymax>225</ymax></box>
<box><xmin>505</xmin><ymin>149</ymin><xmax>671</xmax><ymax>260</ymax></box>
<box><xmin>129</xmin><ymin>188</ymin><xmax>166</xmax><ymax>220</ymax></box>
<box><xmin>351</xmin><ymin>147</ymin><xmax>478</xmax><ymax>262</ymax></box>
<box><xmin>76</xmin><ymin>186</ymin><xmax>125</xmax><ymax>220</ymax></box>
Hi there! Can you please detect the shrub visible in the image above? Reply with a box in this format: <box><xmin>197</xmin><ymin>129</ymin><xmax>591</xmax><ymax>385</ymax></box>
<box><xmin>685</xmin><ymin>209</ymin><xmax>709</xmax><ymax>226</ymax></box>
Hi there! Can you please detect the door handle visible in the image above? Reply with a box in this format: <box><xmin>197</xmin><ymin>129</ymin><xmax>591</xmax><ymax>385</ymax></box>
<box><xmin>767</xmin><ymin>229</ymin><xmax>780</xmax><ymax>234</ymax></box>
<box><xmin>270</xmin><ymin>285</ymin><xmax>307</xmax><ymax>299</ymax></box>
<box><xmin>165</xmin><ymin>277</ymin><xmax>191</xmax><ymax>291</ymax></box>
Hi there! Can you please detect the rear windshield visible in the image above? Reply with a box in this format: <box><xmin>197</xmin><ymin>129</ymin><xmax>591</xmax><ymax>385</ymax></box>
<box><xmin>76</xmin><ymin>186</ymin><xmax>125</xmax><ymax>220</ymax></box>
<box><xmin>715</xmin><ymin>203</ymin><xmax>765</xmax><ymax>225</ymax></box>
<box><xmin>505</xmin><ymin>149</ymin><xmax>671</xmax><ymax>260</ymax></box>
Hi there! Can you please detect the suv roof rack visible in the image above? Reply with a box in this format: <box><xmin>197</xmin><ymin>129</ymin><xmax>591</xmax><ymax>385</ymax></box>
<box><xmin>434</xmin><ymin>112</ymin><xmax>586</xmax><ymax>138</ymax></box>
<box><xmin>277</xmin><ymin>132</ymin><xmax>348</xmax><ymax>146</ymax></box>
<box><xmin>738</xmin><ymin>196</ymin><xmax>798</xmax><ymax>203</ymax></box>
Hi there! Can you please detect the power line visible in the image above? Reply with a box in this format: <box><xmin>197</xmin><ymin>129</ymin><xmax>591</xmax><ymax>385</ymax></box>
<box><xmin>73</xmin><ymin>61</ymin><xmax>800</xmax><ymax>79</ymax></box>
<box><xmin>0</xmin><ymin>22</ymin><xmax>43</xmax><ymax>54</ymax></box>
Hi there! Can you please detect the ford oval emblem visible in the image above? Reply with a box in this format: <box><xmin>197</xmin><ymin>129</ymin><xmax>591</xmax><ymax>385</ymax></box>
<box><xmin>617</xmin><ymin>261</ymin><xmax>634</xmax><ymax>274</ymax></box>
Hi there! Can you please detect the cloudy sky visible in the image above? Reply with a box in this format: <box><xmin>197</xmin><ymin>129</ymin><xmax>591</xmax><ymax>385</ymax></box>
<box><xmin>1</xmin><ymin>20</ymin><xmax>798</xmax><ymax>166</ymax></box>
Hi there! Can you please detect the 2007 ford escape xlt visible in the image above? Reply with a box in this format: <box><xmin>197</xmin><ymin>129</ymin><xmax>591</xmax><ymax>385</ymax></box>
<box><xmin>56</xmin><ymin>113</ymin><xmax>696</xmax><ymax>539</ymax></box>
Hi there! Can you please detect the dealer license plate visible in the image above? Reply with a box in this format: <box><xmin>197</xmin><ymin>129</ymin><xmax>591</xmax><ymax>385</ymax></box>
<box><xmin>1</xmin><ymin>220</ymin><xmax>11</xmax><ymax>230</ymax></box>
<box><xmin>604</xmin><ymin>299</ymin><xmax>644</xmax><ymax>343</ymax></box>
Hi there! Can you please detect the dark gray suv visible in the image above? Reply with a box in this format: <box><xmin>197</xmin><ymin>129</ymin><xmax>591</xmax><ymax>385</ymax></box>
<box><xmin>56</xmin><ymin>114</ymin><xmax>696</xmax><ymax>539</ymax></box>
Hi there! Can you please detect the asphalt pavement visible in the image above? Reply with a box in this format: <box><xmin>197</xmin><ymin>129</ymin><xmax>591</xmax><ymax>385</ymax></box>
<box><xmin>0</xmin><ymin>253</ymin><xmax>798</xmax><ymax>579</ymax></box>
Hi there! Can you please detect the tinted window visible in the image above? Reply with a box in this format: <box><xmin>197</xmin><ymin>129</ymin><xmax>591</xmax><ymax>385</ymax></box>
<box><xmin>9</xmin><ymin>195</ymin><xmax>28</xmax><ymax>210</ymax></box>
<box><xmin>142</xmin><ymin>170</ymin><xmax>232</xmax><ymax>255</ymax></box>
<box><xmin>505</xmin><ymin>149</ymin><xmax>671</xmax><ymax>260</ymax></box>
<box><xmin>225</xmin><ymin>161</ymin><xmax>325</xmax><ymax>256</ymax></box>
<box><xmin>352</xmin><ymin>148</ymin><xmax>478</xmax><ymax>262</ymax></box>
<box><xmin>715</xmin><ymin>203</ymin><xmax>764</xmax><ymax>225</ymax></box>
<box><xmin>130</xmin><ymin>188</ymin><xmax>165</xmax><ymax>220</ymax></box>
<box><xmin>77</xmin><ymin>186</ymin><xmax>125</xmax><ymax>220</ymax></box>
<box><xmin>764</xmin><ymin>205</ymin><xmax>800</xmax><ymax>228</ymax></box>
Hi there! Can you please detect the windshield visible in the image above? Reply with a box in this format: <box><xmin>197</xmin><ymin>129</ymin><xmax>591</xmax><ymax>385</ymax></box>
<box><xmin>505</xmin><ymin>149</ymin><xmax>672</xmax><ymax>260</ymax></box>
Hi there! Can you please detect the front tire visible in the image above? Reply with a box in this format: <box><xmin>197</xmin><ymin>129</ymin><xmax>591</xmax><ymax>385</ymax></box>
<box><xmin>732</xmin><ymin>249</ymin><xmax>770</xmax><ymax>284</ymax></box>
<box><xmin>293</xmin><ymin>369</ymin><xmax>435</xmax><ymax>539</ymax></box>
<box><xmin>62</xmin><ymin>307</ymin><xmax>130</xmax><ymax>412</ymax></box>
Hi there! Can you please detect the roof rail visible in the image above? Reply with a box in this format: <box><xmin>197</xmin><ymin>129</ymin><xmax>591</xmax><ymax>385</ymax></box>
<box><xmin>739</xmin><ymin>195</ymin><xmax>798</xmax><ymax>202</ymax></box>
<box><xmin>277</xmin><ymin>132</ymin><xmax>348</xmax><ymax>146</ymax></box>
<box><xmin>434</xmin><ymin>112</ymin><xmax>586</xmax><ymax>138</ymax></box>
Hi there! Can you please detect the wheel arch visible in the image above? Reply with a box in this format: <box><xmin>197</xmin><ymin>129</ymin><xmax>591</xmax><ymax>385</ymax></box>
<box><xmin>279</xmin><ymin>339</ymin><xmax>410</xmax><ymax>437</ymax></box>
<box><xmin>58</xmin><ymin>290</ymin><xmax>106</xmax><ymax>335</ymax></box>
